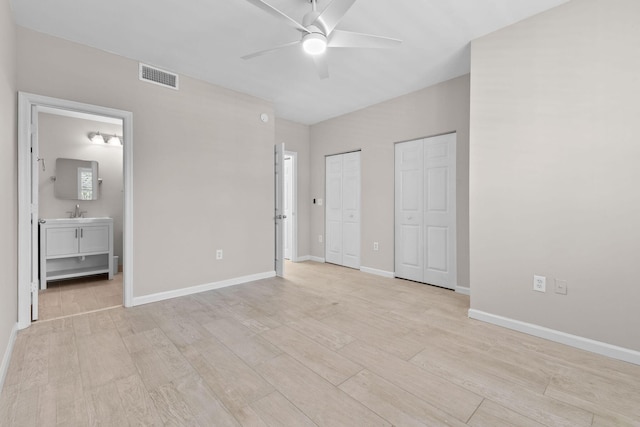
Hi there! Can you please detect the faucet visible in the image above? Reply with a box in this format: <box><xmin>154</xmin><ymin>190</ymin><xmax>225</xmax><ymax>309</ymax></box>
<box><xmin>68</xmin><ymin>204</ymin><xmax>87</xmax><ymax>218</ymax></box>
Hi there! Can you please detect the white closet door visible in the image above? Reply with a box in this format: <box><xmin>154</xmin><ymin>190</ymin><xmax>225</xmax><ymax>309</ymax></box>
<box><xmin>325</xmin><ymin>151</ymin><xmax>361</xmax><ymax>268</ymax></box>
<box><xmin>395</xmin><ymin>140</ymin><xmax>424</xmax><ymax>282</ymax></box>
<box><xmin>395</xmin><ymin>134</ymin><xmax>456</xmax><ymax>289</ymax></box>
<box><xmin>341</xmin><ymin>152</ymin><xmax>360</xmax><ymax>268</ymax></box>
<box><xmin>424</xmin><ymin>133</ymin><xmax>456</xmax><ymax>289</ymax></box>
<box><xmin>325</xmin><ymin>155</ymin><xmax>343</xmax><ymax>265</ymax></box>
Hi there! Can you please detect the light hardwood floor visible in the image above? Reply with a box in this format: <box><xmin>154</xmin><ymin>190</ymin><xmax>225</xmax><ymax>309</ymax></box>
<box><xmin>38</xmin><ymin>273</ymin><xmax>123</xmax><ymax>321</ymax></box>
<box><xmin>1</xmin><ymin>261</ymin><xmax>639</xmax><ymax>426</ymax></box>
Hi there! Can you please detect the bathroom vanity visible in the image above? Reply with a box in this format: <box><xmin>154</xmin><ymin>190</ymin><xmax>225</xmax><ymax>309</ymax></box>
<box><xmin>39</xmin><ymin>217</ymin><xmax>113</xmax><ymax>289</ymax></box>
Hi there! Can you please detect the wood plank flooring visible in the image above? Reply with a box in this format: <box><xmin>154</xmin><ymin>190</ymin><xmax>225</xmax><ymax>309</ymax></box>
<box><xmin>38</xmin><ymin>273</ymin><xmax>123</xmax><ymax>321</ymax></box>
<box><xmin>2</xmin><ymin>261</ymin><xmax>639</xmax><ymax>426</ymax></box>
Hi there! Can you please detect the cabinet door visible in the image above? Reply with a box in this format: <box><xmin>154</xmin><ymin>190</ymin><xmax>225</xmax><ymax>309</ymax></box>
<box><xmin>79</xmin><ymin>225</ymin><xmax>110</xmax><ymax>253</ymax></box>
<box><xmin>46</xmin><ymin>227</ymin><xmax>79</xmax><ymax>257</ymax></box>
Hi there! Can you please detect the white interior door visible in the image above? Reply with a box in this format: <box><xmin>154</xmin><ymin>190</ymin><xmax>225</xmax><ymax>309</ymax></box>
<box><xmin>395</xmin><ymin>133</ymin><xmax>456</xmax><ymax>290</ymax></box>
<box><xmin>284</xmin><ymin>156</ymin><xmax>293</xmax><ymax>260</ymax></box>
<box><xmin>325</xmin><ymin>155</ymin><xmax>343</xmax><ymax>265</ymax></box>
<box><xmin>30</xmin><ymin>105</ymin><xmax>39</xmax><ymax>320</ymax></box>
<box><xmin>274</xmin><ymin>143</ymin><xmax>285</xmax><ymax>277</ymax></box>
<box><xmin>325</xmin><ymin>151</ymin><xmax>360</xmax><ymax>268</ymax></box>
<box><xmin>341</xmin><ymin>152</ymin><xmax>361</xmax><ymax>269</ymax></box>
<box><xmin>424</xmin><ymin>133</ymin><xmax>456</xmax><ymax>289</ymax></box>
<box><xmin>395</xmin><ymin>140</ymin><xmax>424</xmax><ymax>282</ymax></box>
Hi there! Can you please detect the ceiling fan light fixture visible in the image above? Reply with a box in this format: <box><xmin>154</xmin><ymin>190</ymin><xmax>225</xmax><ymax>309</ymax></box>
<box><xmin>302</xmin><ymin>33</ymin><xmax>327</xmax><ymax>55</ymax></box>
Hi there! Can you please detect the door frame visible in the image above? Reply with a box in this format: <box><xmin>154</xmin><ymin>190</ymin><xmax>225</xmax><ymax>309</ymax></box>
<box><xmin>274</xmin><ymin>143</ymin><xmax>285</xmax><ymax>277</ymax></box>
<box><xmin>284</xmin><ymin>150</ymin><xmax>298</xmax><ymax>262</ymax></box>
<box><xmin>17</xmin><ymin>92</ymin><xmax>134</xmax><ymax>329</ymax></box>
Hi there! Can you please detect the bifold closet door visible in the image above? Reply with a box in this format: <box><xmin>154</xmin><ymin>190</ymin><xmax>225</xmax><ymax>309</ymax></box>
<box><xmin>395</xmin><ymin>133</ymin><xmax>456</xmax><ymax>289</ymax></box>
<box><xmin>395</xmin><ymin>140</ymin><xmax>425</xmax><ymax>282</ymax></box>
<box><xmin>325</xmin><ymin>151</ymin><xmax>361</xmax><ymax>269</ymax></box>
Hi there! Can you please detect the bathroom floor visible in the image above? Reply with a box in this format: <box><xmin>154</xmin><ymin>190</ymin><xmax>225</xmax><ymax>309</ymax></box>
<box><xmin>38</xmin><ymin>273</ymin><xmax>123</xmax><ymax>321</ymax></box>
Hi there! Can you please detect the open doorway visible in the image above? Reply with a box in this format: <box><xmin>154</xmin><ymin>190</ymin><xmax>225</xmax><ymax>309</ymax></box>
<box><xmin>36</xmin><ymin>108</ymin><xmax>124</xmax><ymax>320</ymax></box>
<box><xmin>18</xmin><ymin>93</ymin><xmax>133</xmax><ymax>329</ymax></box>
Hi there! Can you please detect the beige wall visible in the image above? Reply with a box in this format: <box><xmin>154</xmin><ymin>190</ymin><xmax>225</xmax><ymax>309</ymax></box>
<box><xmin>309</xmin><ymin>75</ymin><xmax>470</xmax><ymax>284</ymax></box>
<box><xmin>0</xmin><ymin>0</ymin><xmax>17</xmax><ymax>379</ymax></box>
<box><xmin>275</xmin><ymin>118</ymin><xmax>311</xmax><ymax>259</ymax></box>
<box><xmin>38</xmin><ymin>113</ymin><xmax>124</xmax><ymax>263</ymax></box>
<box><xmin>17</xmin><ymin>27</ymin><xmax>276</xmax><ymax>298</ymax></box>
<box><xmin>470</xmin><ymin>0</ymin><xmax>640</xmax><ymax>350</ymax></box>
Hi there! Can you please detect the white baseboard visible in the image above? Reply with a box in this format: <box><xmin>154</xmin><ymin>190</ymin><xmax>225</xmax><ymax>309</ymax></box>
<box><xmin>310</xmin><ymin>256</ymin><xmax>325</xmax><ymax>263</ymax></box>
<box><xmin>296</xmin><ymin>255</ymin><xmax>311</xmax><ymax>262</ymax></box>
<box><xmin>456</xmin><ymin>286</ymin><xmax>470</xmax><ymax>295</ymax></box>
<box><xmin>360</xmin><ymin>266</ymin><xmax>395</xmax><ymax>278</ymax></box>
<box><xmin>0</xmin><ymin>323</ymin><xmax>19</xmax><ymax>393</ymax></box>
<box><xmin>132</xmin><ymin>271</ymin><xmax>276</xmax><ymax>306</ymax></box>
<box><xmin>468</xmin><ymin>309</ymin><xmax>640</xmax><ymax>366</ymax></box>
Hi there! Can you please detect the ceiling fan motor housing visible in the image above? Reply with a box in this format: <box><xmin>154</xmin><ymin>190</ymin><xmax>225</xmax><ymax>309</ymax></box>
<box><xmin>303</xmin><ymin>11</ymin><xmax>324</xmax><ymax>33</ymax></box>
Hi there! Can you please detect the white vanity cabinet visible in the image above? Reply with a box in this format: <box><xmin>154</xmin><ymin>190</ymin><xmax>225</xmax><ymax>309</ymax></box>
<box><xmin>39</xmin><ymin>218</ymin><xmax>114</xmax><ymax>289</ymax></box>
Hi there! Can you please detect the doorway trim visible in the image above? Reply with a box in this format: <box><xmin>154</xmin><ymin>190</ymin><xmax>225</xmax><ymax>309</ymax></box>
<box><xmin>17</xmin><ymin>92</ymin><xmax>134</xmax><ymax>329</ymax></box>
<box><xmin>284</xmin><ymin>150</ymin><xmax>298</xmax><ymax>262</ymax></box>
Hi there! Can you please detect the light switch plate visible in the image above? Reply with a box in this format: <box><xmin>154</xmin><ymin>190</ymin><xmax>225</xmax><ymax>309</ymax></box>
<box><xmin>555</xmin><ymin>279</ymin><xmax>568</xmax><ymax>295</ymax></box>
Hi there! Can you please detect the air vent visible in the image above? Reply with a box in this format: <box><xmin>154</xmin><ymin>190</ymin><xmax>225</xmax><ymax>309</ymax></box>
<box><xmin>139</xmin><ymin>63</ymin><xmax>179</xmax><ymax>90</ymax></box>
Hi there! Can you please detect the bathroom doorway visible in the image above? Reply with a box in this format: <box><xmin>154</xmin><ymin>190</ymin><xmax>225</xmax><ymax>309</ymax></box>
<box><xmin>36</xmin><ymin>108</ymin><xmax>124</xmax><ymax>320</ymax></box>
<box><xmin>18</xmin><ymin>93</ymin><xmax>134</xmax><ymax>329</ymax></box>
<box><xmin>274</xmin><ymin>146</ymin><xmax>298</xmax><ymax>277</ymax></box>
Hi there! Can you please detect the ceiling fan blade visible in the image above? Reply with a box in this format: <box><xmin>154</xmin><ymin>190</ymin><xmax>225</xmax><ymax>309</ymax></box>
<box><xmin>245</xmin><ymin>0</ymin><xmax>310</xmax><ymax>33</ymax></box>
<box><xmin>314</xmin><ymin>0</ymin><xmax>357</xmax><ymax>35</ymax></box>
<box><xmin>312</xmin><ymin>54</ymin><xmax>329</xmax><ymax>79</ymax></box>
<box><xmin>242</xmin><ymin>41</ymin><xmax>301</xmax><ymax>60</ymax></box>
<box><xmin>328</xmin><ymin>30</ymin><xmax>402</xmax><ymax>49</ymax></box>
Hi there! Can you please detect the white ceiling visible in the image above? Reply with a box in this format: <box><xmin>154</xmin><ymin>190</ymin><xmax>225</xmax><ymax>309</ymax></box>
<box><xmin>12</xmin><ymin>0</ymin><xmax>568</xmax><ymax>124</ymax></box>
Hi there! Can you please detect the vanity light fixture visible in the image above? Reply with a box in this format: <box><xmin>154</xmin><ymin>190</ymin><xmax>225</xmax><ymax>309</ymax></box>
<box><xmin>88</xmin><ymin>131</ymin><xmax>123</xmax><ymax>145</ymax></box>
<box><xmin>88</xmin><ymin>131</ymin><xmax>105</xmax><ymax>144</ymax></box>
<box><xmin>107</xmin><ymin>134</ymin><xmax>123</xmax><ymax>145</ymax></box>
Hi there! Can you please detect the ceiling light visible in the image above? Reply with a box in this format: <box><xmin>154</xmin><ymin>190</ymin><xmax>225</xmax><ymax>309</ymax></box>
<box><xmin>302</xmin><ymin>33</ymin><xmax>327</xmax><ymax>56</ymax></box>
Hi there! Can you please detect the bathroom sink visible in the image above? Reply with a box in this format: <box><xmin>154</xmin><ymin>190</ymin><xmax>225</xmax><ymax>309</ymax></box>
<box><xmin>40</xmin><ymin>217</ymin><xmax>112</xmax><ymax>225</ymax></box>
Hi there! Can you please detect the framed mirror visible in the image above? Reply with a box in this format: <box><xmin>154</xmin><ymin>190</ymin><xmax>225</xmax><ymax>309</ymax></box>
<box><xmin>54</xmin><ymin>158</ymin><xmax>100</xmax><ymax>200</ymax></box>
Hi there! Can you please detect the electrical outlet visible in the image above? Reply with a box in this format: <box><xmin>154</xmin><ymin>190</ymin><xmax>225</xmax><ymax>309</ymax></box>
<box><xmin>533</xmin><ymin>275</ymin><xmax>546</xmax><ymax>292</ymax></box>
<box><xmin>373</xmin><ymin>242</ymin><xmax>379</xmax><ymax>251</ymax></box>
<box><xmin>216</xmin><ymin>249</ymin><xmax>223</xmax><ymax>260</ymax></box>
<box><xmin>555</xmin><ymin>279</ymin><xmax>568</xmax><ymax>295</ymax></box>
<box><xmin>318</xmin><ymin>235</ymin><xmax>323</xmax><ymax>243</ymax></box>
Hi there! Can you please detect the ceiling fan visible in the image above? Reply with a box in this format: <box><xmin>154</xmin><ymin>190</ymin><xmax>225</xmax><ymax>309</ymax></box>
<box><xmin>242</xmin><ymin>0</ymin><xmax>402</xmax><ymax>79</ymax></box>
